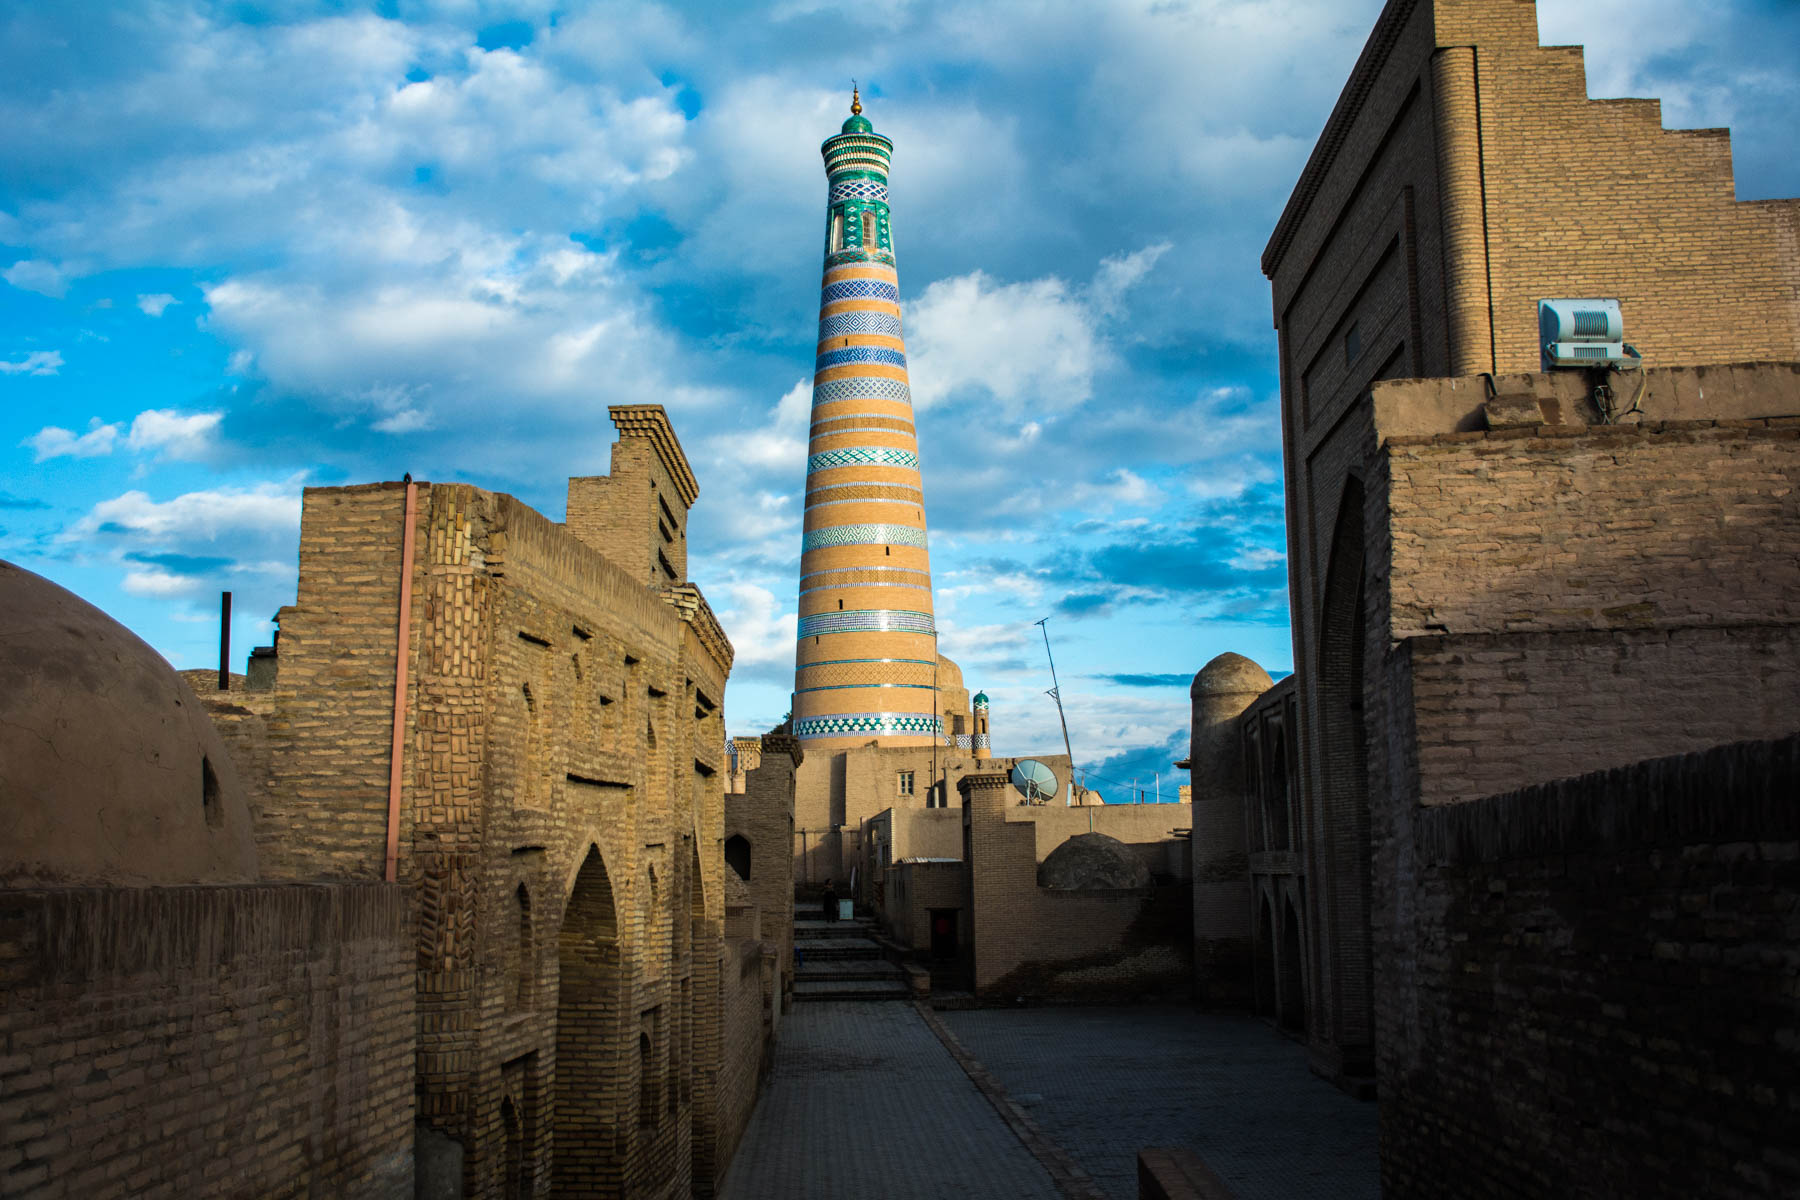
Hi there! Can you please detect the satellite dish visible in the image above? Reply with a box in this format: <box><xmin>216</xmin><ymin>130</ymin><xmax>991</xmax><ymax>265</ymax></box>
<box><xmin>1010</xmin><ymin>759</ymin><xmax>1059</xmax><ymax>805</ymax></box>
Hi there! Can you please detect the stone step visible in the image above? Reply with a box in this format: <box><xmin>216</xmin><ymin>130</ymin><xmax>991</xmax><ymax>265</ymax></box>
<box><xmin>793</xmin><ymin>936</ymin><xmax>883</xmax><ymax>960</ymax></box>
<box><xmin>792</xmin><ymin>978</ymin><xmax>912</xmax><ymax>1002</ymax></box>
<box><xmin>793</xmin><ymin>918</ymin><xmax>876</xmax><ymax>939</ymax></box>
<box><xmin>795</xmin><ymin>959</ymin><xmax>904</xmax><ymax>983</ymax></box>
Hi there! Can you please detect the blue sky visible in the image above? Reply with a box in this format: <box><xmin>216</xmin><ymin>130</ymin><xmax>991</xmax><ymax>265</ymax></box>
<box><xmin>4</xmin><ymin>0</ymin><xmax>1797</xmax><ymax>799</ymax></box>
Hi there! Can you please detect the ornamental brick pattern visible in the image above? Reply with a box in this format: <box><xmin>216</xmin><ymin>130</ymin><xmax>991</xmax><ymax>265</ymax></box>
<box><xmin>793</xmin><ymin>99</ymin><xmax>941</xmax><ymax>750</ymax></box>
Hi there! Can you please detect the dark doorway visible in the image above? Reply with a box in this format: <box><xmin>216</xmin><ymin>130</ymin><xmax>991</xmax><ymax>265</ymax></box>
<box><xmin>724</xmin><ymin>834</ymin><xmax>751</xmax><ymax>881</ymax></box>
<box><xmin>555</xmin><ymin>845</ymin><xmax>624</xmax><ymax>1195</ymax></box>
<box><xmin>928</xmin><ymin>909</ymin><xmax>959</xmax><ymax>960</ymax></box>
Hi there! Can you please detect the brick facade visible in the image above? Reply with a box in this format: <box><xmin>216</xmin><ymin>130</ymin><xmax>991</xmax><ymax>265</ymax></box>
<box><xmin>1383</xmin><ymin>735</ymin><xmax>1800</xmax><ymax>1199</ymax></box>
<box><xmin>191</xmin><ymin>407</ymin><xmax>770</xmax><ymax>1198</ymax></box>
<box><xmin>1</xmin><ymin>884</ymin><xmax>413</xmax><ymax>1198</ymax></box>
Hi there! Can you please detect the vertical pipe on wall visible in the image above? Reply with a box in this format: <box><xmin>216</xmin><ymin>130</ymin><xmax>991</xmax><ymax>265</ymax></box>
<box><xmin>1431</xmin><ymin>46</ymin><xmax>1496</xmax><ymax>377</ymax></box>
<box><xmin>218</xmin><ymin>590</ymin><xmax>232</xmax><ymax>690</ymax></box>
<box><xmin>384</xmin><ymin>480</ymin><xmax>418</xmax><ymax>883</ymax></box>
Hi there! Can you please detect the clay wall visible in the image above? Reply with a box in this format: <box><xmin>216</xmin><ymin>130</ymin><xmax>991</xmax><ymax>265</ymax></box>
<box><xmin>0</xmin><ymin>883</ymin><xmax>413</xmax><ymax>1198</ymax></box>
<box><xmin>1016</xmin><ymin>803</ymin><xmax>1192</xmax><ymax>880</ymax></box>
<box><xmin>960</xmin><ymin>776</ymin><xmax>1191</xmax><ymax>1000</ymax></box>
<box><xmin>1382</xmin><ymin>735</ymin><xmax>1800</xmax><ymax>1200</ymax></box>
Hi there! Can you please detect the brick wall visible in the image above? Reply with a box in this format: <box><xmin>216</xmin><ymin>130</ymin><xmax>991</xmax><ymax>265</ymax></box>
<box><xmin>1382</xmin><ymin>734</ymin><xmax>1800</xmax><ymax>1199</ymax></box>
<box><xmin>0</xmin><ymin>883</ymin><xmax>413</xmax><ymax>1198</ymax></box>
<box><xmin>1372</xmin><ymin>417</ymin><xmax>1800</xmax><ymax>811</ymax></box>
<box><xmin>712</xmin><ymin>940</ymin><xmax>770</xmax><ymax>1178</ymax></box>
<box><xmin>728</xmin><ymin>735</ymin><xmax>799</xmax><ymax>1009</ymax></box>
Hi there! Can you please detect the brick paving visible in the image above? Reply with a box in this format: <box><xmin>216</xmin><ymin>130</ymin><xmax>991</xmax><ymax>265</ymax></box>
<box><xmin>719</xmin><ymin>1001</ymin><xmax>1063</xmax><ymax>1199</ymax></box>
<box><xmin>938</xmin><ymin>1006</ymin><xmax>1380</xmax><ymax>1200</ymax></box>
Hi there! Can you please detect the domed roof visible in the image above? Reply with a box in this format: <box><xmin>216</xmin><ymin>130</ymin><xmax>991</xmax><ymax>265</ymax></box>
<box><xmin>935</xmin><ymin>653</ymin><xmax>964</xmax><ymax>690</ymax></box>
<box><xmin>0</xmin><ymin>561</ymin><xmax>260</xmax><ymax>886</ymax></box>
<box><xmin>1037</xmin><ymin>833</ymin><xmax>1152</xmax><ymax>890</ymax></box>
<box><xmin>972</xmin><ymin>691</ymin><xmax>989</xmax><ymax>707</ymax></box>
<box><xmin>1191</xmin><ymin>651</ymin><xmax>1274</xmax><ymax>699</ymax></box>
<box><xmin>841</xmin><ymin>113</ymin><xmax>873</xmax><ymax>134</ymax></box>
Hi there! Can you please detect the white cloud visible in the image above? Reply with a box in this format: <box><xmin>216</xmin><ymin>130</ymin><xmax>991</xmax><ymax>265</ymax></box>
<box><xmin>372</xmin><ymin>408</ymin><xmax>432</xmax><ymax>434</ymax></box>
<box><xmin>2</xmin><ymin>259</ymin><xmax>68</xmax><ymax>297</ymax></box>
<box><xmin>26</xmin><ymin>419</ymin><xmax>119</xmax><ymax>460</ymax></box>
<box><xmin>136</xmin><ymin>292</ymin><xmax>178</xmax><ymax>316</ymax></box>
<box><xmin>0</xmin><ymin>350</ymin><xmax>64</xmax><ymax>376</ymax></box>
<box><xmin>906</xmin><ymin>270</ymin><xmax>1104</xmax><ymax>414</ymax></box>
<box><xmin>72</xmin><ymin>479</ymin><xmax>303</xmax><ymax>543</ymax></box>
<box><xmin>1090</xmin><ymin>242</ymin><xmax>1170</xmax><ymax>318</ymax></box>
<box><xmin>125</xmin><ymin>409</ymin><xmax>223</xmax><ymax>459</ymax></box>
<box><xmin>716</xmin><ymin>583</ymin><xmax>797</xmax><ymax>668</ymax></box>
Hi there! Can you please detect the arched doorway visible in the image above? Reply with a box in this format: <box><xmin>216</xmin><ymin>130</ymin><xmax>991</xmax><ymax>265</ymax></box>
<box><xmin>555</xmin><ymin>845</ymin><xmax>625</xmax><ymax>1195</ymax></box>
<box><xmin>1279</xmin><ymin>896</ymin><xmax>1307</xmax><ymax>1034</ymax></box>
<box><xmin>1254</xmin><ymin>893</ymin><xmax>1277</xmax><ymax>1021</ymax></box>
<box><xmin>500</xmin><ymin>1096</ymin><xmax>525</xmax><ymax>1200</ymax></box>
<box><xmin>1316</xmin><ymin>475</ymin><xmax>1374</xmax><ymax>1069</ymax></box>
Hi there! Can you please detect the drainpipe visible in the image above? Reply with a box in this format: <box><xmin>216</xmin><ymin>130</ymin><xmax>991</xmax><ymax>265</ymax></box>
<box><xmin>384</xmin><ymin>479</ymin><xmax>418</xmax><ymax>883</ymax></box>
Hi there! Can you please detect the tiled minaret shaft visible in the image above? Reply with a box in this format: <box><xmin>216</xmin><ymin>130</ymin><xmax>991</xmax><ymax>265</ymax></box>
<box><xmin>792</xmin><ymin>92</ymin><xmax>939</xmax><ymax>748</ymax></box>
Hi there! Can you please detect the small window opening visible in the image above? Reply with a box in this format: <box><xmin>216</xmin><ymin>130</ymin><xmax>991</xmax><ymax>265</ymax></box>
<box><xmin>202</xmin><ymin>755</ymin><xmax>223</xmax><ymax>828</ymax></box>
<box><xmin>838</xmin><ymin>599</ymin><xmax>844</xmax><ymax>610</ymax></box>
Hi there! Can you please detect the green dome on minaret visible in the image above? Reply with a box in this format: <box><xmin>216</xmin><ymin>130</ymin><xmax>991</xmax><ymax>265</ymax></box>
<box><xmin>841</xmin><ymin>85</ymin><xmax>873</xmax><ymax>134</ymax></box>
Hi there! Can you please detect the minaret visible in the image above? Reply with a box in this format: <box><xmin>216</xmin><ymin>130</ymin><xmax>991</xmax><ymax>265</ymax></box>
<box><xmin>972</xmin><ymin>691</ymin><xmax>991</xmax><ymax>760</ymax></box>
<box><xmin>791</xmin><ymin>90</ymin><xmax>939</xmax><ymax>748</ymax></box>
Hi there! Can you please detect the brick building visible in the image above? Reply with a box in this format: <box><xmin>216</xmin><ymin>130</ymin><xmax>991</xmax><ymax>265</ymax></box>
<box><xmin>1192</xmin><ymin>0</ymin><xmax>1800</xmax><ymax>1192</ymax></box>
<box><xmin>1257</xmin><ymin>0</ymin><xmax>1800</xmax><ymax>1091</ymax></box>
<box><xmin>5</xmin><ymin>405</ymin><xmax>782</xmax><ymax>1199</ymax></box>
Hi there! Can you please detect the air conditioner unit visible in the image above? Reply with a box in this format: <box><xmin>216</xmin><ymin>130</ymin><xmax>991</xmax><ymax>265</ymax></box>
<box><xmin>1539</xmin><ymin>298</ymin><xmax>1636</xmax><ymax>369</ymax></box>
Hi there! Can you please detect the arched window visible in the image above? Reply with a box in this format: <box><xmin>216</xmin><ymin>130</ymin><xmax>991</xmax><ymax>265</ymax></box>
<box><xmin>830</xmin><ymin>210</ymin><xmax>844</xmax><ymax>252</ymax></box>
<box><xmin>862</xmin><ymin>209</ymin><xmax>879</xmax><ymax>250</ymax></box>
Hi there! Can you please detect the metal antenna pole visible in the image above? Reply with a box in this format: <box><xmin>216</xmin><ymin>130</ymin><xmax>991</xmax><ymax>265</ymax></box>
<box><xmin>1035</xmin><ymin>617</ymin><xmax>1077</xmax><ymax>805</ymax></box>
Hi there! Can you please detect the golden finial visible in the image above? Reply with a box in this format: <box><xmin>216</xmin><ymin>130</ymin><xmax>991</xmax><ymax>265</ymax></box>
<box><xmin>851</xmin><ymin>83</ymin><xmax>862</xmax><ymax>115</ymax></box>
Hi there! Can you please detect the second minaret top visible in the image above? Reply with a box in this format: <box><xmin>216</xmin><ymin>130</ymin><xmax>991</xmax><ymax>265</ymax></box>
<box><xmin>820</xmin><ymin>88</ymin><xmax>896</xmax><ymax>269</ymax></box>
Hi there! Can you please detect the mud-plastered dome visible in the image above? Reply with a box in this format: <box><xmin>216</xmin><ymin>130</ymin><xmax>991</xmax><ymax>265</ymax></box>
<box><xmin>1037</xmin><ymin>832</ymin><xmax>1152</xmax><ymax>890</ymax></box>
<box><xmin>0</xmin><ymin>560</ymin><xmax>260</xmax><ymax>886</ymax></box>
<box><xmin>1191</xmin><ymin>652</ymin><xmax>1274</xmax><ymax>699</ymax></box>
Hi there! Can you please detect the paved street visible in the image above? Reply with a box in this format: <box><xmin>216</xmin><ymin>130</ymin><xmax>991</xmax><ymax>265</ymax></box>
<box><xmin>721</xmin><ymin>1002</ymin><xmax>1378</xmax><ymax>1200</ymax></box>
<box><xmin>720</xmin><ymin>1002</ymin><xmax>1064</xmax><ymax>1199</ymax></box>
<box><xmin>940</xmin><ymin>1006</ymin><xmax>1380</xmax><ymax>1200</ymax></box>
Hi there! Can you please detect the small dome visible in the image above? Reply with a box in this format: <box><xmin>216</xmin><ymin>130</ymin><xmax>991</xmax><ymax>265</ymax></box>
<box><xmin>936</xmin><ymin>654</ymin><xmax>964</xmax><ymax>690</ymax></box>
<box><xmin>1037</xmin><ymin>833</ymin><xmax>1152</xmax><ymax>890</ymax></box>
<box><xmin>972</xmin><ymin>691</ymin><xmax>989</xmax><ymax>708</ymax></box>
<box><xmin>1190</xmin><ymin>651</ymin><xmax>1274</xmax><ymax>699</ymax></box>
<box><xmin>0</xmin><ymin>561</ymin><xmax>260</xmax><ymax>886</ymax></box>
<box><xmin>841</xmin><ymin>113</ymin><xmax>874</xmax><ymax>134</ymax></box>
